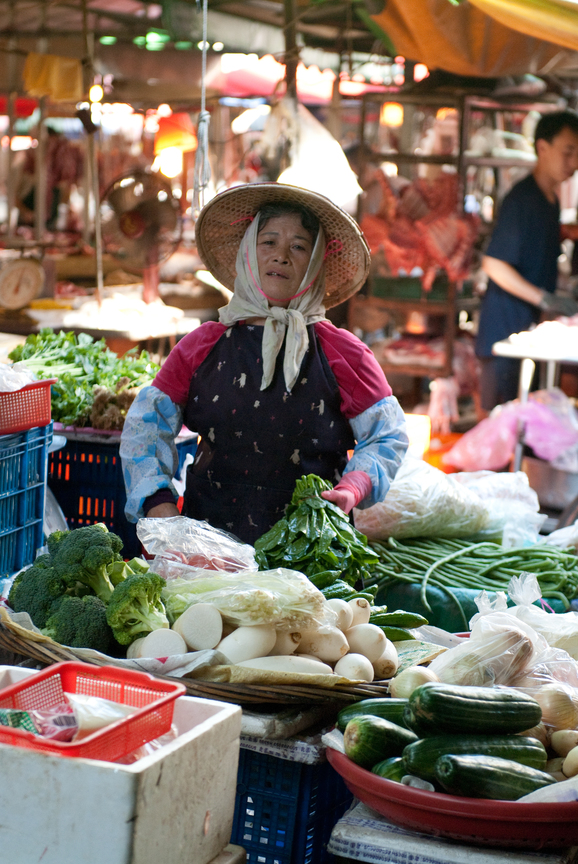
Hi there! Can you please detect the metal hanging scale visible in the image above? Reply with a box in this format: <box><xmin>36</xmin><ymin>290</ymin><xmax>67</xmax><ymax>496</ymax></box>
<box><xmin>0</xmin><ymin>259</ymin><xmax>45</xmax><ymax>309</ymax></box>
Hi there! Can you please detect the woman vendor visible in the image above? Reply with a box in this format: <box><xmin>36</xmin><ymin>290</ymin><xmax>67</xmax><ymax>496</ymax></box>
<box><xmin>120</xmin><ymin>182</ymin><xmax>408</xmax><ymax>545</ymax></box>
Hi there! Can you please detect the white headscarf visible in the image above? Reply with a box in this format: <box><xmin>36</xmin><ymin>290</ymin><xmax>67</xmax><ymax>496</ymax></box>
<box><xmin>218</xmin><ymin>212</ymin><xmax>327</xmax><ymax>392</ymax></box>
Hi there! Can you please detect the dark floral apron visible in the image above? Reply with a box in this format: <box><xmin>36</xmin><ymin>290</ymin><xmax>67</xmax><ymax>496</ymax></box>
<box><xmin>182</xmin><ymin>322</ymin><xmax>354</xmax><ymax>544</ymax></box>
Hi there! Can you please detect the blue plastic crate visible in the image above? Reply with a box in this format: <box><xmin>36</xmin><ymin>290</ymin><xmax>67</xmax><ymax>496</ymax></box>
<box><xmin>47</xmin><ymin>433</ymin><xmax>197</xmax><ymax>559</ymax></box>
<box><xmin>231</xmin><ymin>747</ymin><xmax>352</xmax><ymax>864</ymax></box>
<box><xmin>0</xmin><ymin>423</ymin><xmax>53</xmax><ymax>578</ymax></box>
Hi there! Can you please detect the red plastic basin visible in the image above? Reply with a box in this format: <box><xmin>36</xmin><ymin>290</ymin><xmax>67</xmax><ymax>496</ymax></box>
<box><xmin>327</xmin><ymin>748</ymin><xmax>578</xmax><ymax>849</ymax></box>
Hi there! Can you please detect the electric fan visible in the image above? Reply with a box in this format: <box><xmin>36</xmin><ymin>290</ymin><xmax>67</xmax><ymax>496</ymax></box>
<box><xmin>100</xmin><ymin>170</ymin><xmax>182</xmax><ymax>302</ymax></box>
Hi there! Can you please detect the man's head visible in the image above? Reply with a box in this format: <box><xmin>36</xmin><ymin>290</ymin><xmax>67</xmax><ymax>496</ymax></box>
<box><xmin>534</xmin><ymin>110</ymin><xmax>578</xmax><ymax>184</ymax></box>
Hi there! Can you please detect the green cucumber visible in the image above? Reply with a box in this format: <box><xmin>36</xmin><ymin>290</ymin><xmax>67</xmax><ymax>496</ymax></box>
<box><xmin>343</xmin><ymin>714</ymin><xmax>418</xmax><ymax>769</ymax></box>
<box><xmin>404</xmin><ymin>683</ymin><xmax>542</xmax><ymax>737</ymax></box>
<box><xmin>337</xmin><ymin>698</ymin><xmax>409</xmax><ymax>732</ymax></box>
<box><xmin>369</xmin><ymin>609</ymin><xmax>428</xmax><ymax>628</ymax></box>
<box><xmin>308</xmin><ymin>570</ymin><xmax>342</xmax><ymax>590</ymax></box>
<box><xmin>379</xmin><ymin>626</ymin><xmax>416</xmax><ymax>642</ymax></box>
<box><xmin>434</xmin><ymin>754</ymin><xmax>556</xmax><ymax>800</ymax></box>
<box><xmin>372</xmin><ymin>756</ymin><xmax>405</xmax><ymax>782</ymax></box>
<box><xmin>321</xmin><ymin>581</ymin><xmax>358</xmax><ymax>600</ymax></box>
<box><xmin>402</xmin><ymin>735</ymin><xmax>547</xmax><ymax>782</ymax></box>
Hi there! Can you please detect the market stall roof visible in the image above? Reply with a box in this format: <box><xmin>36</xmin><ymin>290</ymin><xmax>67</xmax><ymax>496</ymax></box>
<box><xmin>2</xmin><ymin>0</ymin><xmax>578</xmax><ymax>106</ymax></box>
<box><xmin>369</xmin><ymin>0</ymin><xmax>578</xmax><ymax>77</ymax></box>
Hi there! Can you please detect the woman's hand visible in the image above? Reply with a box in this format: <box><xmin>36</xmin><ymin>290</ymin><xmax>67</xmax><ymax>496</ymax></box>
<box><xmin>145</xmin><ymin>502</ymin><xmax>180</xmax><ymax>518</ymax></box>
<box><xmin>320</xmin><ymin>471</ymin><xmax>372</xmax><ymax>514</ymax></box>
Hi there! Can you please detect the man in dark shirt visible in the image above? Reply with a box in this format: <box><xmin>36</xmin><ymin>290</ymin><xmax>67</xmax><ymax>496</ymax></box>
<box><xmin>476</xmin><ymin>110</ymin><xmax>578</xmax><ymax>411</ymax></box>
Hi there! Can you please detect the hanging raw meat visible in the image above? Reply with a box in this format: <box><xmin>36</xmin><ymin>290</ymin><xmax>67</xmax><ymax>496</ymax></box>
<box><xmin>359</xmin><ymin>171</ymin><xmax>478</xmax><ymax>290</ymax></box>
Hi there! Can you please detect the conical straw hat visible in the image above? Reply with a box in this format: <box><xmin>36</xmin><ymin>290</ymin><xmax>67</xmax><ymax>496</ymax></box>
<box><xmin>195</xmin><ymin>182</ymin><xmax>370</xmax><ymax>308</ymax></box>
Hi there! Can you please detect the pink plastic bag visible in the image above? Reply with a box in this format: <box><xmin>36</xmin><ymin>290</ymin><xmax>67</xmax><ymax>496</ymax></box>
<box><xmin>443</xmin><ymin>407</ymin><xmax>518</xmax><ymax>471</ymax></box>
<box><xmin>443</xmin><ymin>400</ymin><xmax>578</xmax><ymax>471</ymax></box>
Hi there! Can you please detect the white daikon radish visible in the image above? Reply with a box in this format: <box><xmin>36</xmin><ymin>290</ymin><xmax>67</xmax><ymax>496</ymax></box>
<box><xmin>221</xmin><ymin>620</ymin><xmax>237</xmax><ymax>638</ymax></box>
<box><xmin>135</xmin><ymin>628</ymin><xmax>187</xmax><ymax>658</ymax></box>
<box><xmin>334</xmin><ymin>653</ymin><xmax>374</xmax><ymax>682</ymax></box>
<box><xmin>172</xmin><ymin>602</ymin><xmax>223</xmax><ymax>650</ymax></box>
<box><xmin>345</xmin><ymin>623</ymin><xmax>387</xmax><ymax>663</ymax></box>
<box><xmin>325</xmin><ymin>598</ymin><xmax>354</xmax><ymax>632</ymax></box>
<box><xmin>389</xmin><ymin>664</ymin><xmax>438</xmax><ymax>698</ymax></box>
<box><xmin>217</xmin><ymin>624</ymin><xmax>276</xmax><ymax>664</ymax></box>
<box><xmin>269</xmin><ymin>630</ymin><xmax>302</xmax><ymax>656</ymax></box>
<box><xmin>347</xmin><ymin>597</ymin><xmax>371</xmax><ymax>626</ymax></box>
<box><xmin>298</xmin><ymin>624</ymin><xmax>349</xmax><ymax>663</ymax></box>
<box><xmin>236</xmin><ymin>655</ymin><xmax>333</xmax><ymax>674</ymax></box>
<box><xmin>373</xmin><ymin>639</ymin><xmax>399</xmax><ymax>679</ymax></box>
<box><xmin>126</xmin><ymin>637</ymin><xmax>146</xmax><ymax>659</ymax></box>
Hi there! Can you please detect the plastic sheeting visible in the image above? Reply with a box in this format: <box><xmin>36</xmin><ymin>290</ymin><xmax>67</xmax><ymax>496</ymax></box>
<box><xmin>370</xmin><ymin>0</ymin><xmax>578</xmax><ymax>77</ymax></box>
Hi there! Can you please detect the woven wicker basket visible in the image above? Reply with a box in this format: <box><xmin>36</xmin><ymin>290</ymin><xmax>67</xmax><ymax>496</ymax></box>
<box><xmin>0</xmin><ymin>619</ymin><xmax>390</xmax><ymax>706</ymax></box>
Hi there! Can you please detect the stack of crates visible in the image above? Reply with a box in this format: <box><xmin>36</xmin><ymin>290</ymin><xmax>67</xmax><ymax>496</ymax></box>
<box><xmin>47</xmin><ymin>431</ymin><xmax>198</xmax><ymax>558</ymax></box>
<box><xmin>0</xmin><ymin>423</ymin><xmax>53</xmax><ymax>579</ymax></box>
<box><xmin>231</xmin><ymin>735</ymin><xmax>353</xmax><ymax>864</ymax></box>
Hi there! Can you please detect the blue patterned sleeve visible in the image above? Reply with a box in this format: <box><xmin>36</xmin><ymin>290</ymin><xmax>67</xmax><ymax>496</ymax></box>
<box><xmin>344</xmin><ymin>395</ymin><xmax>408</xmax><ymax>508</ymax></box>
<box><xmin>120</xmin><ymin>385</ymin><xmax>184</xmax><ymax>523</ymax></box>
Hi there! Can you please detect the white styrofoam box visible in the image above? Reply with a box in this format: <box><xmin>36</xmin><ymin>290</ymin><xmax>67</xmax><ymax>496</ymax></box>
<box><xmin>328</xmin><ymin>802</ymin><xmax>577</xmax><ymax>864</ymax></box>
<box><xmin>0</xmin><ymin>664</ymin><xmax>39</xmax><ymax>689</ymax></box>
<box><xmin>0</xmin><ymin>673</ymin><xmax>242</xmax><ymax>864</ymax></box>
<box><xmin>210</xmin><ymin>845</ymin><xmax>246</xmax><ymax>864</ymax></box>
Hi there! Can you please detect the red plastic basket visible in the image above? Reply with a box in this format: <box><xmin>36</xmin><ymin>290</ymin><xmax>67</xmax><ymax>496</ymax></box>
<box><xmin>0</xmin><ymin>662</ymin><xmax>185</xmax><ymax>761</ymax></box>
<box><xmin>327</xmin><ymin>749</ymin><xmax>578</xmax><ymax>849</ymax></box>
<box><xmin>0</xmin><ymin>379</ymin><xmax>56</xmax><ymax>435</ymax></box>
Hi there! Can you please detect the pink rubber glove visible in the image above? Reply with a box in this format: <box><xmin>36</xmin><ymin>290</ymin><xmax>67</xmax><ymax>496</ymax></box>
<box><xmin>321</xmin><ymin>470</ymin><xmax>372</xmax><ymax>514</ymax></box>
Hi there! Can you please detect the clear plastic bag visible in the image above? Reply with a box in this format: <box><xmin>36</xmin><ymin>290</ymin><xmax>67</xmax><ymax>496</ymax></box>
<box><xmin>136</xmin><ymin>515</ymin><xmax>256</xmax><ymax>572</ymax></box>
<box><xmin>505</xmin><ymin>573</ymin><xmax>578</xmax><ymax>661</ymax></box>
<box><xmin>428</xmin><ymin>596</ymin><xmax>542</xmax><ymax>687</ymax></box>
<box><xmin>66</xmin><ymin>693</ymin><xmax>139</xmax><ymax>740</ymax></box>
<box><xmin>158</xmin><ymin>565</ymin><xmax>329</xmax><ymax>630</ymax></box>
<box><xmin>453</xmin><ymin>470</ymin><xmax>544</xmax><ymax>547</ymax></box>
<box><xmin>114</xmin><ymin>724</ymin><xmax>180</xmax><ymax>764</ymax></box>
<box><xmin>0</xmin><ymin>364</ymin><xmax>37</xmax><ymax>392</ymax></box>
<box><xmin>543</xmin><ymin>519</ymin><xmax>578</xmax><ymax>552</ymax></box>
<box><xmin>353</xmin><ymin>457</ymin><xmax>490</xmax><ymax>540</ymax></box>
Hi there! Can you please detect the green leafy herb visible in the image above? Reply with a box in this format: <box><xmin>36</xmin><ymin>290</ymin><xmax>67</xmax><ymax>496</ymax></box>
<box><xmin>9</xmin><ymin>328</ymin><xmax>159</xmax><ymax>426</ymax></box>
<box><xmin>254</xmin><ymin>474</ymin><xmax>379</xmax><ymax>586</ymax></box>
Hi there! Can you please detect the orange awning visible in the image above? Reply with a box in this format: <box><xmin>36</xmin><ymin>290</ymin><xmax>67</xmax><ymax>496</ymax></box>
<box><xmin>370</xmin><ymin>0</ymin><xmax>578</xmax><ymax>77</ymax></box>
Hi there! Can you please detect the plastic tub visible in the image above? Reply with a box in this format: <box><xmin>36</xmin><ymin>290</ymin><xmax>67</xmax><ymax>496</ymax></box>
<box><xmin>327</xmin><ymin>748</ymin><xmax>578</xmax><ymax>849</ymax></box>
<box><xmin>0</xmin><ymin>661</ymin><xmax>185</xmax><ymax>761</ymax></box>
<box><xmin>0</xmin><ymin>380</ymin><xmax>55</xmax><ymax>435</ymax></box>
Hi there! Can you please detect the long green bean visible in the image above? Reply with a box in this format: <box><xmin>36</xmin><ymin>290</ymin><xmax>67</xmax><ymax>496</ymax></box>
<box><xmin>369</xmin><ymin>536</ymin><xmax>578</xmax><ymax>610</ymax></box>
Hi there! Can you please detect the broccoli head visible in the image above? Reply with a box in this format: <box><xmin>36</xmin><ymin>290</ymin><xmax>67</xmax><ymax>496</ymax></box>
<box><xmin>106</xmin><ymin>572</ymin><xmax>169</xmax><ymax>645</ymax></box>
<box><xmin>46</xmin><ymin>530</ymin><xmax>70</xmax><ymax>558</ymax></box>
<box><xmin>8</xmin><ymin>561</ymin><xmax>68</xmax><ymax>629</ymax></box>
<box><xmin>42</xmin><ymin>595</ymin><xmax>116</xmax><ymax>654</ymax></box>
<box><xmin>50</xmin><ymin>523</ymin><xmax>125</xmax><ymax>603</ymax></box>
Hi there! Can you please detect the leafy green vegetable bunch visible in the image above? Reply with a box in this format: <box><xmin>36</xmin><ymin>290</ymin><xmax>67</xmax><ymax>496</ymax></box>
<box><xmin>254</xmin><ymin>474</ymin><xmax>379</xmax><ymax>587</ymax></box>
<box><xmin>9</xmin><ymin>328</ymin><xmax>159</xmax><ymax>426</ymax></box>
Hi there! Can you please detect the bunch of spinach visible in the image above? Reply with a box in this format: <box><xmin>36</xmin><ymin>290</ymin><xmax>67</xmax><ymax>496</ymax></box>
<box><xmin>254</xmin><ymin>474</ymin><xmax>379</xmax><ymax>587</ymax></box>
<box><xmin>10</xmin><ymin>328</ymin><xmax>158</xmax><ymax>427</ymax></box>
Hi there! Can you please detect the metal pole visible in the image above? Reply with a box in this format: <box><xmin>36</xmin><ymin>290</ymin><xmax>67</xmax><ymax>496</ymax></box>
<box><xmin>34</xmin><ymin>97</ymin><xmax>47</xmax><ymax>243</ymax></box>
<box><xmin>283</xmin><ymin>0</ymin><xmax>298</xmax><ymax>101</ymax></box>
<box><xmin>6</xmin><ymin>91</ymin><xmax>16</xmax><ymax>238</ymax></box>
<box><xmin>89</xmin><ymin>132</ymin><xmax>103</xmax><ymax>304</ymax></box>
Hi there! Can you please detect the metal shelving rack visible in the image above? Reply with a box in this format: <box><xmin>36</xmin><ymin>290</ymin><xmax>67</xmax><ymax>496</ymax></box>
<box><xmin>354</xmin><ymin>91</ymin><xmax>564</xmax><ymax>381</ymax></box>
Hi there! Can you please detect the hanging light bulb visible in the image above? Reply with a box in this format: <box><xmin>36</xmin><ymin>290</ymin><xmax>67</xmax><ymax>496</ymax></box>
<box><xmin>89</xmin><ymin>84</ymin><xmax>104</xmax><ymax>103</ymax></box>
<box><xmin>157</xmin><ymin>146</ymin><xmax>183</xmax><ymax>178</ymax></box>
